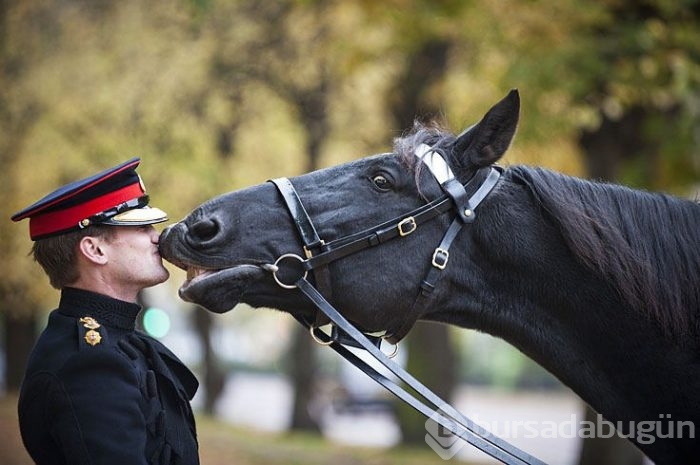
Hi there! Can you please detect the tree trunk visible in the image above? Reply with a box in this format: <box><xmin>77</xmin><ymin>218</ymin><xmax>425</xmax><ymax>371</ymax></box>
<box><xmin>579</xmin><ymin>106</ymin><xmax>658</xmax><ymax>186</ymax></box>
<box><xmin>387</xmin><ymin>37</ymin><xmax>457</xmax><ymax>446</ymax></box>
<box><xmin>288</xmin><ymin>325</ymin><xmax>319</xmax><ymax>431</ymax></box>
<box><xmin>286</xmin><ymin>71</ymin><xmax>330</xmax><ymax>432</ymax></box>
<box><xmin>2</xmin><ymin>312</ymin><xmax>37</xmax><ymax>392</ymax></box>
<box><xmin>396</xmin><ymin>321</ymin><xmax>456</xmax><ymax>444</ymax></box>
<box><xmin>387</xmin><ymin>39</ymin><xmax>450</xmax><ymax>130</ymax></box>
<box><xmin>193</xmin><ymin>307</ymin><xmax>225</xmax><ymax>415</ymax></box>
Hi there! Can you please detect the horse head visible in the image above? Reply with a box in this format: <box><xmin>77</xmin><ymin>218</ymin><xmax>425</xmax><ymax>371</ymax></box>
<box><xmin>159</xmin><ymin>90</ymin><xmax>520</xmax><ymax>336</ymax></box>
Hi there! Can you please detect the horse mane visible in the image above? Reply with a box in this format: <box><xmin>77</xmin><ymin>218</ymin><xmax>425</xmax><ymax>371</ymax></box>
<box><xmin>394</xmin><ymin>122</ymin><xmax>699</xmax><ymax>340</ymax></box>
<box><xmin>509</xmin><ymin>166</ymin><xmax>700</xmax><ymax>340</ymax></box>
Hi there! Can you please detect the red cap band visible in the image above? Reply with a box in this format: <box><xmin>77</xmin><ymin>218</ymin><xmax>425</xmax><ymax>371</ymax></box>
<box><xmin>29</xmin><ymin>182</ymin><xmax>145</xmax><ymax>239</ymax></box>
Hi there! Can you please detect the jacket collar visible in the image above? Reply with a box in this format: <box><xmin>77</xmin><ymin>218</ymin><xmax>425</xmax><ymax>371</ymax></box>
<box><xmin>58</xmin><ymin>287</ymin><xmax>142</xmax><ymax>330</ymax></box>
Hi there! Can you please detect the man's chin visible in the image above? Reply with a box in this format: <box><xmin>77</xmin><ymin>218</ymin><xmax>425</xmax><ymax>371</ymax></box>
<box><xmin>139</xmin><ymin>268</ymin><xmax>170</xmax><ymax>290</ymax></box>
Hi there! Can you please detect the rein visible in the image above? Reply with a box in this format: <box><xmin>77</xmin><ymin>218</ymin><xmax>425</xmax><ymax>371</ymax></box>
<box><xmin>265</xmin><ymin>146</ymin><xmax>546</xmax><ymax>465</ymax></box>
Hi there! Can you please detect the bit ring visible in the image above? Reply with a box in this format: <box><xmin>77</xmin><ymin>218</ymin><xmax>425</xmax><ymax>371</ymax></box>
<box><xmin>271</xmin><ymin>253</ymin><xmax>308</xmax><ymax>289</ymax></box>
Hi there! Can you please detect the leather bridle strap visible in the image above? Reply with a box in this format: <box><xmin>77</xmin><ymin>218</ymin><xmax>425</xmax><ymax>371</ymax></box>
<box><xmin>269</xmin><ymin>178</ymin><xmax>325</xmax><ymax>255</ymax></box>
<box><xmin>387</xmin><ymin>166</ymin><xmax>502</xmax><ymax>343</ymax></box>
<box><xmin>292</xmin><ymin>277</ymin><xmax>546</xmax><ymax>465</ymax></box>
<box><xmin>270</xmin><ymin>177</ymin><xmax>334</xmax><ymax>326</ymax></box>
<box><xmin>289</xmin><ymin>168</ymin><xmax>493</xmax><ymax>272</ymax></box>
<box><xmin>266</xmin><ymin>154</ymin><xmax>546</xmax><ymax>464</ymax></box>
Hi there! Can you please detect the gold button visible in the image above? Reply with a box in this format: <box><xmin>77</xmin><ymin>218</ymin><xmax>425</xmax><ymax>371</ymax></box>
<box><xmin>84</xmin><ymin>330</ymin><xmax>102</xmax><ymax>346</ymax></box>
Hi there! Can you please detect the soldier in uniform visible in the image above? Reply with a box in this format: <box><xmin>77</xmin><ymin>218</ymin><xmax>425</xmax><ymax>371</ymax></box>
<box><xmin>11</xmin><ymin>158</ymin><xmax>200</xmax><ymax>465</ymax></box>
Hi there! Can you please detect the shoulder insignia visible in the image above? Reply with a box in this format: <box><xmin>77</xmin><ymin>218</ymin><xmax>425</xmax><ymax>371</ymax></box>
<box><xmin>84</xmin><ymin>330</ymin><xmax>102</xmax><ymax>346</ymax></box>
<box><xmin>79</xmin><ymin>316</ymin><xmax>102</xmax><ymax>347</ymax></box>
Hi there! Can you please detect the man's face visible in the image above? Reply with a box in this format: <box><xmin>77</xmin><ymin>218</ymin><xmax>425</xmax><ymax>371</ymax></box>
<box><xmin>103</xmin><ymin>225</ymin><xmax>170</xmax><ymax>289</ymax></box>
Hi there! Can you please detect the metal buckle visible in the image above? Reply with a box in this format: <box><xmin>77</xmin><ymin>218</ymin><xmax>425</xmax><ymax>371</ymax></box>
<box><xmin>431</xmin><ymin>248</ymin><xmax>449</xmax><ymax>270</ymax></box>
<box><xmin>398</xmin><ymin>217</ymin><xmax>417</xmax><ymax>236</ymax></box>
<box><xmin>303</xmin><ymin>246</ymin><xmax>312</xmax><ymax>259</ymax></box>
<box><xmin>303</xmin><ymin>240</ymin><xmax>325</xmax><ymax>259</ymax></box>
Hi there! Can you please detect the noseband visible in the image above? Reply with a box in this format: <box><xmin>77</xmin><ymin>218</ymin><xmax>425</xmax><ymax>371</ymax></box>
<box><xmin>264</xmin><ymin>145</ymin><xmax>545</xmax><ymax>465</ymax></box>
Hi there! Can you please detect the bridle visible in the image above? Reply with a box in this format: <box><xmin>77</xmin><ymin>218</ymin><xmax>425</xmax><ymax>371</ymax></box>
<box><xmin>264</xmin><ymin>144</ymin><xmax>546</xmax><ymax>465</ymax></box>
<box><xmin>265</xmin><ymin>145</ymin><xmax>545</xmax><ymax>465</ymax></box>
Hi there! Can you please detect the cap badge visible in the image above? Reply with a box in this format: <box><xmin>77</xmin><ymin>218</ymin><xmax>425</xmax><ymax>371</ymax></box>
<box><xmin>79</xmin><ymin>316</ymin><xmax>101</xmax><ymax>330</ymax></box>
<box><xmin>80</xmin><ymin>317</ymin><xmax>102</xmax><ymax>346</ymax></box>
<box><xmin>84</xmin><ymin>330</ymin><xmax>102</xmax><ymax>346</ymax></box>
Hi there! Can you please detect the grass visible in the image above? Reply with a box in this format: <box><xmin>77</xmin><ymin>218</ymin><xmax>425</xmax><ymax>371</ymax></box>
<box><xmin>1</xmin><ymin>393</ymin><xmax>466</xmax><ymax>465</ymax></box>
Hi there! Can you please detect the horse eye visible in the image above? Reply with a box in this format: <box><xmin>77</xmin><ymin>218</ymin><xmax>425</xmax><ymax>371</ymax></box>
<box><xmin>372</xmin><ymin>175</ymin><xmax>391</xmax><ymax>190</ymax></box>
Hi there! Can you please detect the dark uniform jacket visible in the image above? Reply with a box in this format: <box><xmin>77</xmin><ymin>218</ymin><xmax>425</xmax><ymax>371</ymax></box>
<box><xmin>18</xmin><ymin>287</ymin><xmax>200</xmax><ymax>465</ymax></box>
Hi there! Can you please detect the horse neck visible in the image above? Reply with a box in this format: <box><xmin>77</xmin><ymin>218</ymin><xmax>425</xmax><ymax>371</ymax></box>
<box><xmin>436</xmin><ymin>172</ymin><xmax>700</xmax><ymax>428</ymax></box>
<box><xmin>504</xmin><ymin>166</ymin><xmax>700</xmax><ymax>339</ymax></box>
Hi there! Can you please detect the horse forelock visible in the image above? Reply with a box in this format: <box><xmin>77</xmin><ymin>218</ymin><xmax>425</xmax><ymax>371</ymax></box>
<box><xmin>393</xmin><ymin>121</ymin><xmax>459</xmax><ymax>195</ymax></box>
<box><xmin>510</xmin><ymin>165</ymin><xmax>700</xmax><ymax>341</ymax></box>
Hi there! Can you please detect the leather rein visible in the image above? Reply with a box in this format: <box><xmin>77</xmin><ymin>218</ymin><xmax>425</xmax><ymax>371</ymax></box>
<box><xmin>263</xmin><ymin>144</ymin><xmax>546</xmax><ymax>465</ymax></box>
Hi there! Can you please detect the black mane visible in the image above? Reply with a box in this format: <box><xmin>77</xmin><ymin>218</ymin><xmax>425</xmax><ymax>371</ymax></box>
<box><xmin>510</xmin><ymin>166</ymin><xmax>700</xmax><ymax>341</ymax></box>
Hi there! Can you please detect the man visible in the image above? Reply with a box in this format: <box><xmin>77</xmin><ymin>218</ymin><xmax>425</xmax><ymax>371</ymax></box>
<box><xmin>11</xmin><ymin>158</ymin><xmax>199</xmax><ymax>465</ymax></box>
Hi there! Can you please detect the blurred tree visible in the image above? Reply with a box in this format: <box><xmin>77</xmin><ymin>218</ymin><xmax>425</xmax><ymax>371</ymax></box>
<box><xmin>0</xmin><ymin>0</ymin><xmax>238</xmax><ymax>392</ymax></box>
<box><xmin>384</xmin><ymin>30</ymin><xmax>457</xmax><ymax>446</ymax></box>
<box><xmin>496</xmin><ymin>1</ymin><xmax>700</xmax><ymax>463</ymax></box>
<box><xmin>572</xmin><ymin>3</ymin><xmax>698</xmax><ymax>464</ymax></box>
<box><xmin>2</xmin><ymin>1</ymin><xmax>698</xmax><ymax>462</ymax></box>
<box><xmin>1</xmin><ymin>0</ymin><xmax>70</xmax><ymax>390</ymax></box>
<box><xmin>498</xmin><ymin>0</ymin><xmax>700</xmax><ymax>190</ymax></box>
<box><xmin>198</xmin><ymin>0</ymin><xmax>354</xmax><ymax>431</ymax></box>
<box><xmin>193</xmin><ymin>306</ymin><xmax>225</xmax><ymax>415</ymax></box>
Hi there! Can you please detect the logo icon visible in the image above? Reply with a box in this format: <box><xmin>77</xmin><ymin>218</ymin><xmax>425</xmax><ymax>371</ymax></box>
<box><xmin>425</xmin><ymin>409</ymin><xmax>467</xmax><ymax>460</ymax></box>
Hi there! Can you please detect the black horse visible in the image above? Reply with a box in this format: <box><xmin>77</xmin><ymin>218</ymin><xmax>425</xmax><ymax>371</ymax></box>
<box><xmin>159</xmin><ymin>90</ymin><xmax>700</xmax><ymax>464</ymax></box>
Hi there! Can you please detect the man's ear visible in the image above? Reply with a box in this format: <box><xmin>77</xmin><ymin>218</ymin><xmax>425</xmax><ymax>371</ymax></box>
<box><xmin>78</xmin><ymin>236</ymin><xmax>109</xmax><ymax>265</ymax></box>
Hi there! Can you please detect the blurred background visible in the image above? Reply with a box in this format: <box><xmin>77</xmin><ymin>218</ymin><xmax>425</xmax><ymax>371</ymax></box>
<box><xmin>1</xmin><ymin>1</ymin><xmax>699</xmax><ymax>464</ymax></box>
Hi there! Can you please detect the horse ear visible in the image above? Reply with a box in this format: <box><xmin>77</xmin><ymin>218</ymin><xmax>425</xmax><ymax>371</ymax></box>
<box><xmin>454</xmin><ymin>89</ymin><xmax>520</xmax><ymax>167</ymax></box>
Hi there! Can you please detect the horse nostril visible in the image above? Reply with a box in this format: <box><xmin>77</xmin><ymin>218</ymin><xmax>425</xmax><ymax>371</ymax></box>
<box><xmin>189</xmin><ymin>218</ymin><xmax>220</xmax><ymax>243</ymax></box>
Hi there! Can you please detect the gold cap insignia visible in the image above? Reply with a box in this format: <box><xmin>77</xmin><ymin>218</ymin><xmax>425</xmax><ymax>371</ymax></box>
<box><xmin>79</xmin><ymin>316</ymin><xmax>101</xmax><ymax>329</ymax></box>
<box><xmin>84</xmin><ymin>329</ymin><xmax>102</xmax><ymax>346</ymax></box>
